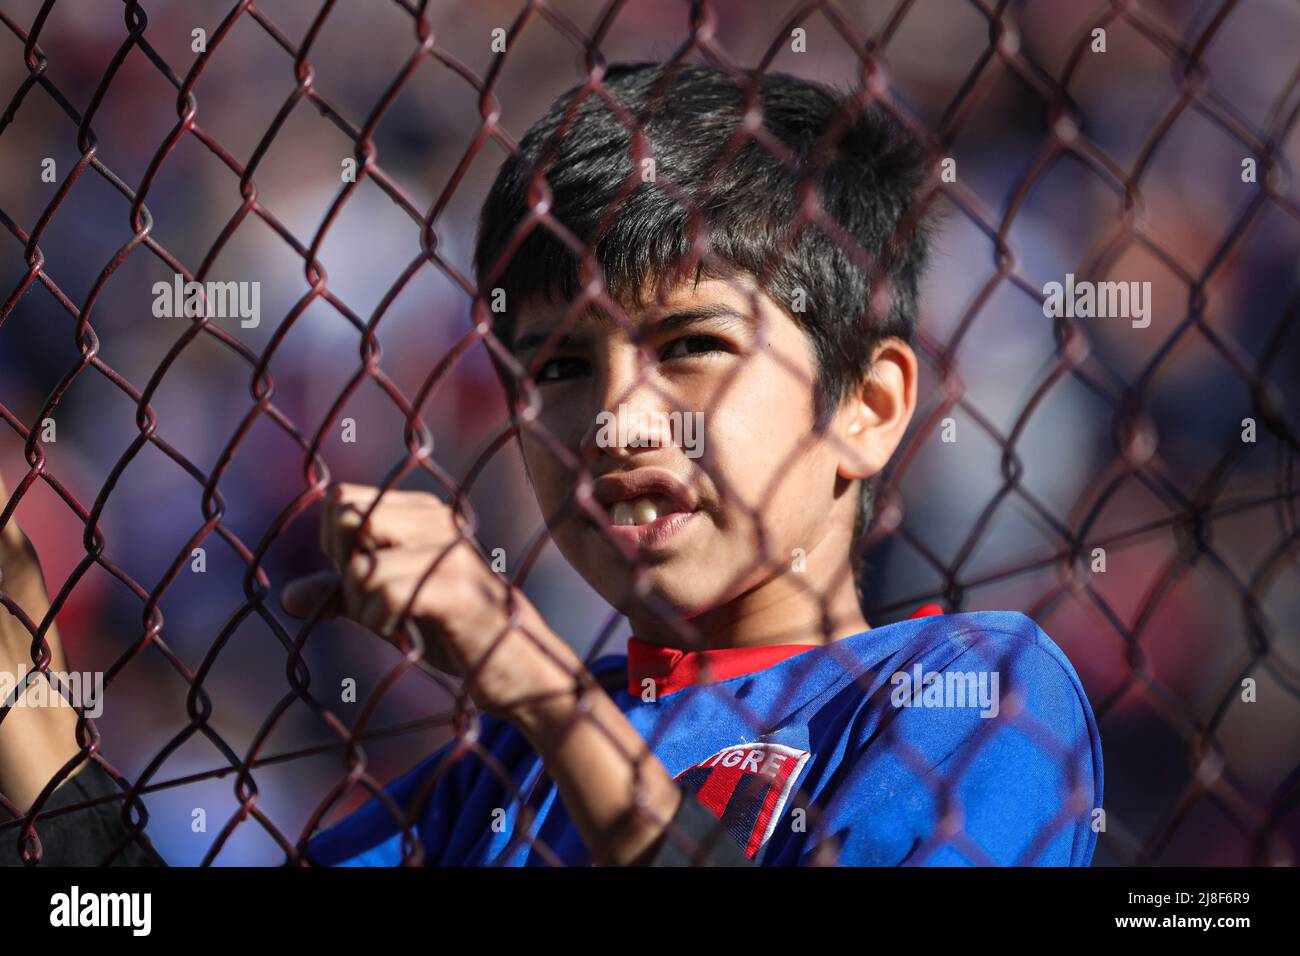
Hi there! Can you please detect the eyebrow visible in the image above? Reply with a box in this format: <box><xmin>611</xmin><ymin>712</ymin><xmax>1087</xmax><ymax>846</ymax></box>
<box><xmin>509</xmin><ymin>303</ymin><xmax>755</xmax><ymax>355</ymax></box>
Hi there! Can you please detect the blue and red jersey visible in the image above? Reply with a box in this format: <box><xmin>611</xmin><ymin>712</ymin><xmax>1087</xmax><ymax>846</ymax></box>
<box><xmin>306</xmin><ymin>609</ymin><xmax>1103</xmax><ymax>866</ymax></box>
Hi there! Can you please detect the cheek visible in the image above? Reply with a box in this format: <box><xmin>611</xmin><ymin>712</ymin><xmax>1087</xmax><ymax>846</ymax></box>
<box><xmin>518</xmin><ymin>431</ymin><xmax>601</xmax><ymax>565</ymax></box>
<box><xmin>699</xmin><ymin>354</ymin><xmax>819</xmax><ymax>512</ymax></box>
<box><xmin>518</xmin><ymin>432</ymin><xmax>570</xmax><ymax>520</ymax></box>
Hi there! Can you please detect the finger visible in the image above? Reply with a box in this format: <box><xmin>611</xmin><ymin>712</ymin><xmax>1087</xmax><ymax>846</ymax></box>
<box><xmin>343</xmin><ymin>543</ymin><xmax>492</xmax><ymax>641</ymax></box>
<box><xmin>357</xmin><ymin>583</ymin><xmax>408</xmax><ymax>640</ymax></box>
<box><xmin>280</xmin><ymin>570</ymin><xmax>348</xmax><ymax>619</ymax></box>
<box><xmin>355</xmin><ymin>573</ymin><xmax>470</xmax><ymax>648</ymax></box>
<box><xmin>344</xmin><ymin>547</ymin><xmax>442</xmax><ymax>637</ymax></box>
<box><xmin>321</xmin><ymin>494</ymin><xmax>368</xmax><ymax>570</ymax></box>
<box><xmin>321</xmin><ymin>484</ymin><xmax>454</xmax><ymax>569</ymax></box>
<box><xmin>320</xmin><ymin>483</ymin><xmax>353</xmax><ymax>569</ymax></box>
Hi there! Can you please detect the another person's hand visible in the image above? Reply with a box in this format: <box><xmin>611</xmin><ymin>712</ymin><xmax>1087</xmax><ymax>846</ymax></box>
<box><xmin>0</xmin><ymin>469</ymin><xmax>82</xmax><ymax>813</ymax></box>
<box><xmin>280</xmin><ymin>483</ymin><xmax>582</xmax><ymax>723</ymax></box>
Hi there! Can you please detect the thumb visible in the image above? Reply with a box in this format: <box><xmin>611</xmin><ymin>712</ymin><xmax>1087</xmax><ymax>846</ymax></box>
<box><xmin>281</xmin><ymin>570</ymin><xmax>346</xmax><ymax>619</ymax></box>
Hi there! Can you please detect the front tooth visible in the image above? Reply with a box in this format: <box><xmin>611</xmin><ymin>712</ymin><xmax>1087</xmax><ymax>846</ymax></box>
<box><xmin>633</xmin><ymin>497</ymin><xmax>659</xmax><ymax>525</ymax></box>
<box><xmin>611</xmin><ymin>501</ymin><xmax>636</xmax><ymax>526</ymax></box>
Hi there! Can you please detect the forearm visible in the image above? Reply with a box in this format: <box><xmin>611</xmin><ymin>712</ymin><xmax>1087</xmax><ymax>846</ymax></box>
<box><xmin>509</xmin><ymin>640</ymin><xmax>683</xmax><ymax>866</ymax></box>
<box><xmin>0</xmin><ymin>699</ymin><xmax>83</xmax><ymax>812</ymax></box>
<box><xmin>0</xmin><ymin>553</ymin><xmax>84</xmax><ymax>811</ymax></box>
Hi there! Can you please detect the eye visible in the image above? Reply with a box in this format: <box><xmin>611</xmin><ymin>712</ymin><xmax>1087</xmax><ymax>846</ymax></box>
<box><xmin>534</xmin><ymin>356</ymin><xmax>590</xmax><ymax>384</ymax></box>
<box><xmin>659</xmin><ymin>334</ymin><xmax>729</xmax><ymax>361</ymax></box>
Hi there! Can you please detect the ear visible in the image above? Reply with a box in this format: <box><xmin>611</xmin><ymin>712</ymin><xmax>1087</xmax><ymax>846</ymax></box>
<box><xmin>831</xmin><ymin>337</ymin><xmax>918</xmax><ymax>480</ymax></box>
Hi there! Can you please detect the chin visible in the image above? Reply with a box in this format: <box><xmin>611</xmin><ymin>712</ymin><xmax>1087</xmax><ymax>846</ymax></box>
<box><xmin>594</xmin><ymin>572</ymin><xmax>723</xmax><ymax>622</ymax></box>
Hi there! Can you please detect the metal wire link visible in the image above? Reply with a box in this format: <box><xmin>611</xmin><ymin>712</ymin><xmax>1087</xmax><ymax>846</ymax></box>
<box><xmin>0</xmin><ymin>0</ymin><xmax>1296</xmax><ymax>866</ymax></box>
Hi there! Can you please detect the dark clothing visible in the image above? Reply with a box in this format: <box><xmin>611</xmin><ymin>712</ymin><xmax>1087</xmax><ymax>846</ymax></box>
<box><xmin>0</xmin><ymin>762</ymin><xmax>165</xmax><ymax>866</ymax></box>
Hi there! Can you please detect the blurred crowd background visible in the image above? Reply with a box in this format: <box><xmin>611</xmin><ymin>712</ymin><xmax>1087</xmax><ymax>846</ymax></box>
<box><xmin>0</xmin><ymin>0</ymin><xmax>1297</xmax><ymax>865</ymax></box>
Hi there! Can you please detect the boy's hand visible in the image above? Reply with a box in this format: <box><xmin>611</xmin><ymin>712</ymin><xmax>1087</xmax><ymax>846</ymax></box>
<box><xmin>0</xmin><ymin>469</ymin><xmax>82</xmax><ymax>811</ymax></box>
<box><xmin>280</xmin><ymin>483</ymin><xmax>687</xmax><ymax>865</ymax></box>
<box><xmin>280</xmin><ymin>483</ymin><xmax>579</xmax><ymax>721</ymax></box>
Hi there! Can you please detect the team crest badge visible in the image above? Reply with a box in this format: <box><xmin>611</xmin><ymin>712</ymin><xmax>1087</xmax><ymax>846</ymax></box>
<box><xmin>674</xmin><ymin>742</ymin><xmax>811</xmax><ymax>859</ymax></box>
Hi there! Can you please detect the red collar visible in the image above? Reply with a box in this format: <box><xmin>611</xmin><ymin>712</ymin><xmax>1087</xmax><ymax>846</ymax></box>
<box><xmin>624</xmin><ymin>604</ymin><xmax>945</xmax><ymax>698</ymax></box>
<box><xmin>626</xmin><ymin>639</ymin><xmax>818</xmax><ymax>698</ymax></box>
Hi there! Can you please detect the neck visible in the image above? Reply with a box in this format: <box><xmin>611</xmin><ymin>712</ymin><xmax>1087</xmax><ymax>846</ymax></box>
<box><xmin>627</xmin><ymin>553</ymin><xmax>869</xmax><ymax>652</ymax></box>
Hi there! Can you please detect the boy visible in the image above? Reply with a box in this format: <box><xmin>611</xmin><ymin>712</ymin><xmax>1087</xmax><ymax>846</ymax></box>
<box><xmin>0</xmin><ymin>63</ymin><xmax>1102</xmax><ymax>866</ymax></box>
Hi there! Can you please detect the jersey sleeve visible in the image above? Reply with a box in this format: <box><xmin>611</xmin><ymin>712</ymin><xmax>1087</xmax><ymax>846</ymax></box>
<box><xmin>304</xmin><ymin>734</ymin><xmax>470</xmax><ymax>866</ymax></box>
<box><xmin>810</xmin><ymin>613</ymin><xmax>1103</xmax><ymax>866</ymax></box>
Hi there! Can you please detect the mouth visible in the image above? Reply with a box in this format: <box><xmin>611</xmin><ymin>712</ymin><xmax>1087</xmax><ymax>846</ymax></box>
<box><xmin>598</xmin><ymin>497</ymin><xmax>699</xmax><ymax>550</ymax></box>
<box><xmin>586</xmin><ymin>471</ymin><xmax>704</xmax><ymax>553</ymax></box>
<box><xmin>607</xmin><ymin>493</ymin><xmax>681</xmax><ymax>528</ymax></box>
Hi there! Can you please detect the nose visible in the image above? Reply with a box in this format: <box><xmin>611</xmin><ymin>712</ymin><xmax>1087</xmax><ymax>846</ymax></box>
<box><xmin>583</xmin><ymin>344</ymin><xmax>672</xmax><ymax>460</ymax></box>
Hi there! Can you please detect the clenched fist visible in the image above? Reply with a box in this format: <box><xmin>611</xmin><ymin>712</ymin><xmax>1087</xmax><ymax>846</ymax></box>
<box><xmin>280</xmin><ymin>483</ymin><xmax>580</xmax><ymax>722</ymax></box>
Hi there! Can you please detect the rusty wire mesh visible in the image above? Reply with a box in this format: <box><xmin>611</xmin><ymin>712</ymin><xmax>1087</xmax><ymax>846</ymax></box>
<box><xmin>0</xmin><ymin>0</ymin><xmax>1297</xmax><ymax>867</ymax></box>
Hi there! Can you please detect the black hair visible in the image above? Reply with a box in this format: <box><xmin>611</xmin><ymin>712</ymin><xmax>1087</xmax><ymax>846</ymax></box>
<box><xmin>473</xmin><ymin>62</ymin><xmax>933</xmax><ymax>606</ymax></box>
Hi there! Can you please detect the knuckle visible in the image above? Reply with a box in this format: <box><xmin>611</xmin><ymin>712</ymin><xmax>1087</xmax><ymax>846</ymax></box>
<box><xmin>414</xmin><ymin>490</ymin><xmax>446</xmax><ymax>512</ymax></box>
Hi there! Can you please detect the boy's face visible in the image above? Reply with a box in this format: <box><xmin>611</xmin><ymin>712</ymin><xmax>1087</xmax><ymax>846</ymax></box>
<box><xmin>509</xmin><ymin>275</ymin><xmax>875</xmax><ymax>621</ymax></box>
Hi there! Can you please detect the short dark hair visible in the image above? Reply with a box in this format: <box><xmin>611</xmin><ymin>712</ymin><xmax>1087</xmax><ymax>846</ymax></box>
<box><xmin>473</xmin><ymin>62</ymin><xmax>933</xmax><ymax>606</ymax></box>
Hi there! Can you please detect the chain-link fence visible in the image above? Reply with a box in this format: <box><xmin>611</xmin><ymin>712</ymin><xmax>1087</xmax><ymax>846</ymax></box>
<box><xmin>0</xmin><ymin>0</ymin><xmax>1297</xmax><ymax>866</ymax></box>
